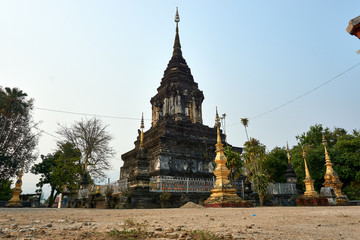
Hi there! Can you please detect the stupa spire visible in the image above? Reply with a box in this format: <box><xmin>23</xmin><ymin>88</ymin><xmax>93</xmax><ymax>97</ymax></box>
<box><xmin>215</xmin><ymin>107</ymin><xmax>222</xmax><ymax>150</ymax></box>
<box><xmin>301</xmin><ymin>146</ymin><xmax>319</xmax><ymax>198</ymax></box>
<box><xmin>173</xmin><ymin>7</ymin><xmax>182</xmax><ymax>57</ymax></box>
<box><xmin>285</xmin><ymin>142</ymin><xmax>297</xmax><ymax>183</ymax></box>
<box><xmin>139</xmin><ymin>113</ymin><xmax>144</xmax><ymax>148</ymax></box>
<box><xmin>286</xmin><ymin>142</ymin><xmax>291</xmax><ymax>165</ymax></box>
<box><xmin>322</xmin><ymin>133</ymin><xmax>347</xmax><ymax>203</ymax></box>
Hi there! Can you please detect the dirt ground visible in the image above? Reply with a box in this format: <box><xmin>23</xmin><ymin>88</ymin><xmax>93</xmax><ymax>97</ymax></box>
<box><xmin>0</xmin><ymin>205</ymin><xmax>359</xmax><ymax>240</ymax></box>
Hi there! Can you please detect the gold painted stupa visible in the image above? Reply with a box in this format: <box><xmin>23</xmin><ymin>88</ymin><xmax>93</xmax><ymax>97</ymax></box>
<box><xmin>204</xmin><ymin>108</ymin><xmax>249</xmax><ymax>207</ymax></box>
<box><xmin>322</xmin><ymin>134</ymin><xmax>349</xmax><ymax>205</ymax></box>
<box><xmin>7</xmin><ymin>169</ymin><xmax>24</xmax><ymax>207</ymax></box>
<box><xmin>301</xmin><ymin>147</ymin><xmax>319</xmax><ymax>198</ymax></box>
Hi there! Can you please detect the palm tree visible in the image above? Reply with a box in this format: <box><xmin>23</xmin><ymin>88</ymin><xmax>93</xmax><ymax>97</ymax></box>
<box><xmin>240</xmin><ymin>117</ymin><xmax>249</xmax><ymax>141</ymax></box>
<box><xmin>0</xmin><ymin>87</ymin><xmax>29</xmax><ymax>118</ymax></box>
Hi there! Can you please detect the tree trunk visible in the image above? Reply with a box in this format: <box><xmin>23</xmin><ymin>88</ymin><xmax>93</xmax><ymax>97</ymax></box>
<box><xmin>48</xmin><ymin>189</ymin><xmax>58</xmax><ymax>208</ymax></box>
<box><xmin>47</xmin><ymin>188</ymin><xmax>55</xmax><ymax>207</ymax></box>
<box><xmin>259</xmin><ymin>193</ymin><xmax>264</xmax><ymax>206</ymax></box>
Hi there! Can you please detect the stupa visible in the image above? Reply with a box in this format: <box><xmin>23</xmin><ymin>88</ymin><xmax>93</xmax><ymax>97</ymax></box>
<box><xmin>296</xmin><ymin>146</ymin><xmax>327</xmax><ymax>206</ymax></box>
<box><xmin>120</xmin><ymin>8</ymin><xmax>240</xmax><ymax>208</ymax></box>
<box><xmin>203</xmin><ymin>109</ymin><xmax>249</xmax><ymax>207</ymax></box>
<box><xmin>321</xmin><ymin>134</ymin><xmax>349</xmax><ymax>205</ymax></box>
<box><xmin>6</xmin><ymin>169</ymin><xmax>23</xmax><ymax>207</ymax></box>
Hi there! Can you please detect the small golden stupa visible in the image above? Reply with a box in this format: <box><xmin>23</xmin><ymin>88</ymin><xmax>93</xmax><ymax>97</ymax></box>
<box><xmin>322</xmin><ymin>134</ymin><xmax>349</xmax><ymax>205</ymax></box>
<box><xmin>301</xmin><ymin>147</ymin><xmax>319</xmax><ymax>198</ymax></box>
<box><xmin>7</xmin><ymin>169</ymin><xmax>24</xmax><ymax>207</ymax></box>
<box><xmin>204</xmin><ymin>108</ymin><xmax>248</xmax><ymax>207</ymax></box>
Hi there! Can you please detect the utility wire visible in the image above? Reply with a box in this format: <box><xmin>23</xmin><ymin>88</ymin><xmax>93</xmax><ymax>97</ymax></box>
<box><xmin>34</xmin><ymin>126</ymin><xmax>61</xmax><ymax>140</ymax></box>
<box><xmin>35</xmin><ymin>107</ymin><xmax>150</xmax><ymax>121</ymax></box>
<box><xmin>229</xmin><ymin>61</ymin><xmax>360</xmax><ymax>126</ymax></box>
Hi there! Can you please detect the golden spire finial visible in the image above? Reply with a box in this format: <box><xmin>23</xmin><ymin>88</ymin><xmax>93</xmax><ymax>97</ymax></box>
<box><xmin>215</xmin><ymin>107</ymin><xmax>223</xmax><ymax>151</ymax></box>
<box><xmin>322</xmin><ymin>133</ymin><xmax>331</xmax><ymax>165</ymax></box>
<box><xmin>302</xmin><ymin>145</ymin><xmax>311</xmax><ymax>180</ymax></box>
<box><xmin>175</xmin><ymin>7</ymin><xmax>180</xmax><ymax>23</ymax></box>
<box><xmin>140</xmin><ymin>113</ymin><xmax>144</xmax><ymax>148</ymax></box>
<box><xmin>286</xmin><ymin>142</ymin><xmax>291</xmax><ymax>164</ymax></box>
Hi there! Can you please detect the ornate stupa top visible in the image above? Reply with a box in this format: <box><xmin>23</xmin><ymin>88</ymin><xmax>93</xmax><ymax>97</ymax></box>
<box><xmin>150</xmin><ymin>8</ymin><xmax>204</xmax><ymax>126</ymax></box>
<box><xmin>175</xmin><ymin>7</ymin><xmax>180</xmax><ymax>23</ymax></box>
<box><xmin>140</xmin><ymin>113</ymin><xmax>144</xmax><ymax>130</ymax></box>
<box><xmin>215</xmin><ymin>107</ymin><xmax>221</xmax><ymax>128</ymax></box>
<box><xmin>286</xmin><ymin>142</ymin><xmax>291</xmax><ymax>164</ymax></box>
<box><xmin>215</xmin><ymin>107</ymin><xmax>223</xmax><ymax>152</ymax></box>
<box><xmin>302</xmin><ymin>145</ymin><xmax>312</xmax><ymax>181</ymax></box>
<box><xmin>322</xmin><ymin>133</ymin><xmax>333</xmax><ymax>165</ymax></box>
<box><xmin>139</xmin><ymin>113</ymin><xmax>144</xmax><ymax>148</ymax></box>
<box><xmin>285</xmin><ymin>142</ymin><xmax>297</xmax><ymax>183</ymax></box>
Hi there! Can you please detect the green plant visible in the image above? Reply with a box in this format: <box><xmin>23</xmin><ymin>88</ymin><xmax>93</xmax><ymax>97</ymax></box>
<box><xmin>104</xmin><ymin>185</ymin><xmax>114</xmax><ymax>197</ymax></box>
<box><xmin>107</xmin><ymin>219</ymin><xmax>148</xmax><ymax>239</ymax></box>
<box><xmin>107</xmin><ymin>228</ymin><xmax>139</xmax><ymax>240</ymax></box>
<box><xmin>159</xmin><ymin>191</ymin><xmax>171</xmax><ymax>201</ymax></box>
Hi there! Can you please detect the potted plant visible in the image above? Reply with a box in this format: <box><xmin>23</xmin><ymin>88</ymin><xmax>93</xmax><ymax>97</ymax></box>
<box><xmin>159</xmin><ymin>191</ymin><xmax>171</xmax><ymax>208</ymax></box>
<box><xmin>104</xmin><ymin>186</ymin><xmax>113</xmax><ymax>209</ymax></box>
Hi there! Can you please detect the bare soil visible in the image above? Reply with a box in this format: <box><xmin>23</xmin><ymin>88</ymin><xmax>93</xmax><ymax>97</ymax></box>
<box><xmin>0</xmin><ymin>205</ymin><xmax>359</xmax><ymax>239</ymax></box>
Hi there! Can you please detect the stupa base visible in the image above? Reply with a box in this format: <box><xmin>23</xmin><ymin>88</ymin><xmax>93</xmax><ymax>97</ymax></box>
<box><xmin>296</xmin><ymin>197</ymin><xmax>328</xmax><ymax>206</ymax></box>
<box><xmin>204</xmin><ymin>202</ymin><xmax>253</xmax><ymax>208</ymax></box>
<box><xmin>336</xmin><ymin>196</ymin><xmax>349</xmax><ymax>206</ymax></box>
<box><xmin>204</xmin><ymin>192</ymin><xmax>253</xmax><ymax>208</ymax></box>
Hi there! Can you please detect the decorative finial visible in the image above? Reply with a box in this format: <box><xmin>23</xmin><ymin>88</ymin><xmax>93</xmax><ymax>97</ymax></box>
<box><xmin>215</xmin><ymin>107</ymin><xmax>221</xmax><ymax>128</ymax></box>
<box><xmin>322</xmin><ymin>133</ymin><xmax>327</xmax><ymax>147</ymax></box>
<box><xmin>172</xmin><ymin>7</ymin><xmax>182</xmax><ymax>56</ymax></box>
<box><xmin>215</xmin><ymin>107</ymin><xmax>223</xmax><ymax>151</ymax></box>
<box><xmin>286</xmin><ymin>142</ymin><xmax>291</xmax><ymax>164</ymax></box>
<box><xmin>175</xmin><ymin>7</ymin><xmax>180</xmax><ymax>23</ymax></box>
<box><xmin>140</xmin><ymin>113</ymin><xmax>144</xmax><ymax>148</ymax></box>
<box><xmin>140</xmin><ymin>112</ymin><xmax>144</xmax><ymax>130</ymax></box>
<box><xmin>302</xmin><ymin>146</ymin><xmax>311</xmax><ymax>180</ymax></box>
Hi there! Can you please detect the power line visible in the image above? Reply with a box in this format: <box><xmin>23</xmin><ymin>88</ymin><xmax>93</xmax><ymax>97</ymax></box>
<box><xmin>35</xmin><ymin>107</ymin><xmax>151</xmax><ymax>121</ymax></box>
<box><xmin>229</xmin><ymin>61</ymin><xmax>360</xmax><ymax>126</ymax></box>
<box><xmin>34</xmin><ymin>126</ymin><xmax>61</xmax><ymax>140</ymax></box>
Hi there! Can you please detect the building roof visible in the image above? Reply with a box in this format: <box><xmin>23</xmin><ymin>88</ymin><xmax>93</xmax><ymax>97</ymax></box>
<box><xmin>346</xmin><ymin>15</ymin><xmax>360</xmax><ymax>35</ymax></box>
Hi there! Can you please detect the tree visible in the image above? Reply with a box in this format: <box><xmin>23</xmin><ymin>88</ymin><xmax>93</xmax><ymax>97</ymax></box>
<box><xmin>332</xmin><ymin>132</ymin><xmax>360</xmax><ymax>199</ymax></box>
<box><xmin>243</xmin><ymin>138</ymin><xmax>269</xmax><ymax>206</ymax></box>
<box><xmin>0</xmin><ymin>87</ymin><xmax>39</xmax><ymax>181</ymax></box>
<box><xmin>32</xmin><ymin>142</ymin><xmax>82</xmax><ymax>207</ymax></box>
<box><xmin>240</xmin><ymin>118</ymin><xmax>249</xmax><ymax>141</ymax></box>
<box><xmin>0</xmin><ymin>179</ymin><xmax>13</xmax><ymax>201</ymax></box>
<box><xmin>224</xmin><ymin>146</ymin><xmax>243</xmax><ymax>183</ymax></box>
<box><xmin>264</xmin><ymin>147</ymin><xmax>288</xmax><ymax>183</ymax></box>
<box><xmin>57</xmin><ymin>117</ymin><xmax>114</xmax><ymax>180</ymax></box>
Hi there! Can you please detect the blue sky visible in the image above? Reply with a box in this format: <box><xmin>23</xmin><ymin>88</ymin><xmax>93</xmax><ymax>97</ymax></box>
<box><xmin>1</xmin><ymin>1</ymin><xmax>359</xmax><ymax>195</ymax></box>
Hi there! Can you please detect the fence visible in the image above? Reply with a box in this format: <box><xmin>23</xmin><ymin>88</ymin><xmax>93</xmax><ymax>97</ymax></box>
<box><xmin>268</xmin><ymin>183</ymin><xmax>297</xmax><ymax>195</ymax></box>
<box><xmin>149</xmin><ymin>176</ymin><xmax>215</xmax><ymax>193</ymax></box>
<box><xmin>100</xmin><ymin>179</ymin><xmax>129</xmax><ymax>195</ymax></box>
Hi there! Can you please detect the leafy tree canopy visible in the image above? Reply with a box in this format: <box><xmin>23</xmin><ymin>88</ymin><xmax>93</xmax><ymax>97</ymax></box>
<box><xmin>32</xmin><ymin>142</ymin><xmax>82</xmax><ymax>207</ymax></box>
<box><xmin>264</xmin><ymin>147</ymin><xmax>288</xmax><ymax>183</ymax></box>
<box><xmin>0</xmin><ymin>87</ymin><xmax>39</xmax><ymax>181</ymax></box>
<box><xmin>224</xmin><ymin>146</ymin><xmax>243</xmax><ymax>181</ymax></box>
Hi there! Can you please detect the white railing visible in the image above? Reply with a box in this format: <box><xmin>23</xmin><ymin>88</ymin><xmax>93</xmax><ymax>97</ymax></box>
<box><xmin>268</xmin><ymin>183</ymin><xmax>297</xmax><ymax>195</ymax></box>
<box><xmin>100</xmin><ymin>179</ymin><xmax>130</xmax><ymax>195</ymax></box>
<box><xmin>149</xmin><ymin>176</ymin><xmax>215</xmax><ymax>193</ymax></box>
